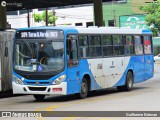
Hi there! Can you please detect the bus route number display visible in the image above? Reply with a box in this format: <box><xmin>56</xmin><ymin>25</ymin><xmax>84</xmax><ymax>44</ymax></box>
<box><xmin>15</xmin><ymin>30</ymin><xmax>63</xmax><ymax>39</ymax></box>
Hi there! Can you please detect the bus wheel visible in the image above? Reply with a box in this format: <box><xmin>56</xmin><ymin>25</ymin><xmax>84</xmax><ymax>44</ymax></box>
<box><xmin>79</xmin><ymin>78</ymin><xmax>88</xmax><ymax>99</ymax></box>
<box><xmin>117</xmin><ymin>71</ymin><xmax>133</xmax><ymax>91</ymax></box>
<box><xmin>33</xmin><ymin>95</ymin><xmax>45</xmax><ymax>101</ymax></box>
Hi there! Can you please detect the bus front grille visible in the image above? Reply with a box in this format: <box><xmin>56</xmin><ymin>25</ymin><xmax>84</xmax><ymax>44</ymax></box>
<box><xmin>28</xmin><ymin>87</ymin><xmax>47</xmax><ymax>91</ymax></box>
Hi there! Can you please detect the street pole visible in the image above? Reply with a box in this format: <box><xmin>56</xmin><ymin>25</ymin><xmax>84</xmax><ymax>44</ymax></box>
<box><xmin>52</xmin><ymin>10</ymin><xmax>56</xmax><ymax>26</ymax></box>
<box><xmin>0</xmin><ymin>4</ymin><xmax>7</xmax><ymax>30</ymax></box>
<box><xmin>46</xmin><ymin>8</ymin><xmax>48</xmax><ymax>26</ymax></box>
<box><xmin>27</xmin><ymin>10</ymin><xmax>30</xmax><ymax>27</ymax></box>
<box><xmin>93</xmin><ymin>0</ymin><xmax>104</xmax><ymax>27</ymax></box>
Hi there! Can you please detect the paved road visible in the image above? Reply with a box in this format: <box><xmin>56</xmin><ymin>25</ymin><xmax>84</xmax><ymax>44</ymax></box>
<box><xmin>0</xmin><ymin>64</ymin><xmax>160</xmax><ymax>120</ymax></box>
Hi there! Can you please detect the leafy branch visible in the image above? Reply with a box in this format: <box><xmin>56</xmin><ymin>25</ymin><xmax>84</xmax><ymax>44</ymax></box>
<box><xmin>33</xmin><ymin>11</ymin><xmax>58</xmax><ymax>25</ymax></box>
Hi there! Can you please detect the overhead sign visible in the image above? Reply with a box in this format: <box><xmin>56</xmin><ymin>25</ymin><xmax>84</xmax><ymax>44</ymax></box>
<box><xmin>15</xmin><ymin>30</ymin><xmax>64</xmax><ymax>39</ymax></box>
<box><xmin>20</xmin><ymin>31</ymin><xmax>58</xmax><ymax>38</ymax></box>
<box><xmin>119</xmin><ymin>15</ymin><xmax>149</xmax><ymax>29</ymax></box>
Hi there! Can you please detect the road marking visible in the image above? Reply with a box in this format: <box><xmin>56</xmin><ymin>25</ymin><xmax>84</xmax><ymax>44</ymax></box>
<box><xmin>35</xmin><ymin>89</ymin><xmax>147</xmax><ymax>120</ymax></box>
<box><xmin>35</xmin><ymin>105</ymin><xmax>62</xmax><ymax>120</ymax></box>
<box><xmin>62</xmin><ymin>117</ymin><xmax>81</xmax><ymax>120</ymax></box>
<box><xmin>44</xmin><ymin>105</ymin><xmax>61</xmax><ymax>111</ymax></box>
<box><xmin>35</xmin><ymin>105</ymin><xmax>62</xmax><ymax>111</ymax></box>
<box><xmin>34</xmin><ymin>95</ymin><xmax>122</xmax><ymax>120</ymax></box>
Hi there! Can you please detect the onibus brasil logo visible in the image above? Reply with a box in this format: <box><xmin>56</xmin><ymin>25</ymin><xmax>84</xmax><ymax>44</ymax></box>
<box><xmin>1</xmin><ymin>1</ymin><xmax>6</xmax><ymax>7</ymax></box>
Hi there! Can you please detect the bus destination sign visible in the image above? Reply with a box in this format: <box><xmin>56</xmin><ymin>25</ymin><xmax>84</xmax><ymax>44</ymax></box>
<box><xmin>15</xmin><ymin>30</ymin><xmax>64</xmax><ymax>39</ymax></box>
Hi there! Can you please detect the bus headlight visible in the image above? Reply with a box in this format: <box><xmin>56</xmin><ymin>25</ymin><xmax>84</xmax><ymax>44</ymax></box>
<box><xmin>52</xmin><ymin>74</ymin><xmax>66</xmax><ymax>85</ymax></box>
<box><xmin>13</xmin><ymin>75</ymin><xmax>24</xmax><ymax>85</ymax></box>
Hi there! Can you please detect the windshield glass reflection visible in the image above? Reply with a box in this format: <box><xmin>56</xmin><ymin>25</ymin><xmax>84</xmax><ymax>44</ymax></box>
<box><xmin>14</xmin><ymin>41</ymin><xmax>64</xmax><ymax>72</ymax></box>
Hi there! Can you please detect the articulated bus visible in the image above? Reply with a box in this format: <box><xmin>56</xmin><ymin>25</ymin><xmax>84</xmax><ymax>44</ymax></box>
<box><xmin>12</xmin><ymin>27</ymin><xmax>154</xmax><ymax>101</ymax></box>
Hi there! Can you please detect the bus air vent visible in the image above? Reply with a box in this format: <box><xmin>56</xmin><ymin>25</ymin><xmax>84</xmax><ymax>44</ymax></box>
<box><xmin>28</xmin><ymin>87</ymin><xmax>47</xmax><ymax>91</ymax></box>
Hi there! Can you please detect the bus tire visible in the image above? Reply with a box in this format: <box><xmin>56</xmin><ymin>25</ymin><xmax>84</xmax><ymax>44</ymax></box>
<box><xmin>79</xmin><ymin>78</ymin><xmax>88</xmax><ymax>99</ymax></box>
<box><xmin>117</xmin><ymin>71</ymin><xmax>133</xmax><ymax>91</ymax></box>
<box><xmin>33</xmin><ymin>95</ymin><xmax>45</xmax><ymax>102</ymax></box>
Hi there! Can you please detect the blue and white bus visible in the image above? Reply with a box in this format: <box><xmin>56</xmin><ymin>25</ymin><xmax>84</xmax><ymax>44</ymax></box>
<box><xmin>12</xmin><ymin>27</ymin><xmax>154</xmax><ymax>101</ymax></box>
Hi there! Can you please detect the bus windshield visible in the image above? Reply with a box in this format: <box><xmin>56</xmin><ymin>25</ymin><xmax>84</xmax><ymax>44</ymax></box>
<box><xmin>13</xmin><ymin>40</ymin><xmax>64</xmax><ymax>72</ymax></box>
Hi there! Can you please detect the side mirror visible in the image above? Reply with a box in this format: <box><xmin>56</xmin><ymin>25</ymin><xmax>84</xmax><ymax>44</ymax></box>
<box><xmin>5</xmin><ymin>47</ymin><xmax>8</xmax><ymax>57</ymax></box>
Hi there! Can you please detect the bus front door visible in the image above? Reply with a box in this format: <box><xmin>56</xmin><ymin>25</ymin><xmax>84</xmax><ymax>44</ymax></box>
<box><xmin>67</xmin><ymin>35</ymin><xmax>80</xmax><ymax>94</ymax></box>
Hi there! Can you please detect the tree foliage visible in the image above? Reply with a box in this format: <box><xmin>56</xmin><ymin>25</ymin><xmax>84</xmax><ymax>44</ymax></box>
<box><xmin>140</xmin><ymin>0</ymin><xmax>160</xmax><ymax>36</ymax></box>
<box><xmin>33</xmin><ymin>13</ymin><xmax>42</xmax><ymax>23</ymax></box>
<box><xmin>33</xmin><ymin>11</ymin><xmax>58</xmax><ymax>25</ymax></box>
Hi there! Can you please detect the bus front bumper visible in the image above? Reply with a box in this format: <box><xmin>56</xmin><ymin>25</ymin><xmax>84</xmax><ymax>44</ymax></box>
<box><xmin>12</xmin><ymin>81</ymin><xmax>67</xmax><ymax>95</ymax></box>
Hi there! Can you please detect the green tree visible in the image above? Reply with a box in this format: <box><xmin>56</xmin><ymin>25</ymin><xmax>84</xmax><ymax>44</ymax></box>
<box><xmin>42</xmin><ymin>11</ymin><xmax>58</xmax><ymax>25</ymax></box>
<box><xmin>33</xmin><ymin>13</ymin><xmax>42</xmax><ymax>23</ymax></box>
<box><xmin>33</xmin><ymin>11</ymin><xmax>58</xmax><ymax>25</ymax></box>
<box><xmin>140</xmin><ymin>0</ymin><xmax>160</xmax><ymax>36</ymax></box>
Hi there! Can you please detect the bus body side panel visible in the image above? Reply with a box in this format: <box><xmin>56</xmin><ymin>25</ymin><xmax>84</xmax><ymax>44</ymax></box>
<box><xmin>131</xmin><ymin>55</ymin><xmax>145</xmax><ymax>83</ymax></box>
<box><xmin>66</xmin><ymin>66</ymin><xmax>81</xmax><ymax>94</ymax></box>
<box><xmin>66</xmin><ymin>59</ymin><xmax>102</xmax><ymax>94</ymax></box>
<box><xmin>80</xmin><ymin>59</ymin><xmax>102</xmax><ymax>90</ymax></box>
<box><xmin>86</xmin><ymin>57</ymin><xmax>127</xmax><ymax>89</ymax></box>
<box><xmin>87</xmin><ymin>59</ymin><xmax>103</xmax><ymax>88</ymax></box>
<box><xmin>86</xmin><ymin>55</ymin><xmax>146</xmax><ymax>89</ymax></box>
<box><xmin>144</xmin><ymin>55</ymin><xmax>154</xmax><ymax>80</ymax></box>
<box><xmin>114</xmin><ymin>55</ymin><xmax>153</xmax><ymax>86</ymax></box>
<box><xmin>102</xmin><ymin>57</ymin><xmax>125</xmax><ymax>88</ymax></box>
<box><xmin>115</xmin><ymin>55</ymin><xmax>145</xmax><ymax>85</ymax></box>
<box><xmin>116</xmin><ymin>55</ymin><xmax>145</xmax><ymax>86</ymax></box>
<box><xmin>114</xmin><ymin>56</ymin><xmax>131</xmax><ymax>87</ymax></box>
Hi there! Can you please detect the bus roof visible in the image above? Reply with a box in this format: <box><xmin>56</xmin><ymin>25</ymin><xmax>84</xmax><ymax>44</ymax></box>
<box><xmin>17</xmin><ymin>26</ymin><xmax>152</xmax><ymax>35</ymax></box>
<box><xmin>76</xmin><ymin>27</ymin><xmax>152</xmax><ymax>35</ymax></box>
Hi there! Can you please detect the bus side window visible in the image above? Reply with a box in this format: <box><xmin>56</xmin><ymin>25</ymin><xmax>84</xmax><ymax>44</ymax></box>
<box><xmin>143</xmin><ymin>36</ymin><xmax>152</xmax><ymax>54</ymax></box>
<box><xmin>134</xmin><ymin>36</ymin><xmax>143</xmax><ymax>55</ymax></box>
<box><xmin>89</xmin><ymin>35</ymin><xmax>102</xmax><ymax>57</ymax></box>
<box><xmin>124</xmin><ymin>35</ymin><xmax>134</xmax><ymax>55</ymax></box>
<box><xmin>113</xmin><ymin>35</ymin><xmax>124</xmax><ymax>56</ymax></box>
<box><xmin>79</xmin><ymin>35</ymin><xmax>89</xmax><ymax>58</ymax></box>
<box><xmin>102</xmin><ymin>35</ymin><xmax>113</xmax><ymax>56</ymax></box>
<box><xmin>67</xmin><ymin>35</ymin><xmax>79</xmax><ymax>67</ymax></box>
